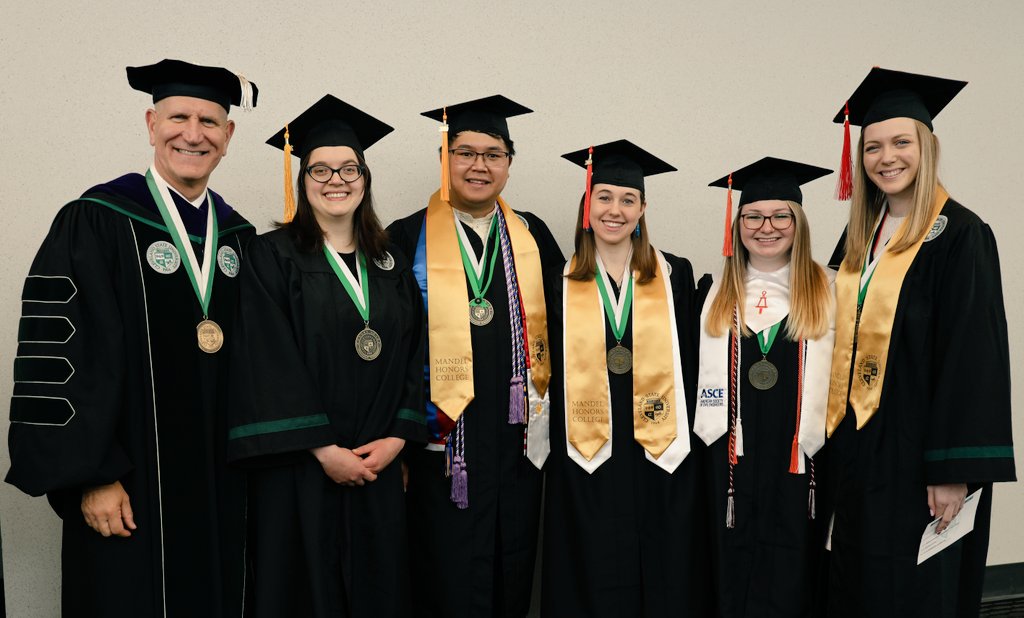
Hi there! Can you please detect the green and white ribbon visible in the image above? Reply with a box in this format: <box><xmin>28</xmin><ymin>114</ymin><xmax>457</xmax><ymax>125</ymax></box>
<box><xmin>594</xmin><ymin>251</ymin><xmax>634</xmax><ymax>344</ymax></box>
<box><xmin>454</xmin><ymin>215</ymin><xmax>500</xmax><ymax>303</ymax></box>
<box><xmin>323</xmin><ymin>240</ymin><xmax>369</xmax><ymax>322</ymax></box>
<box><xmin>145</xmin><ymin>167</ymin><xmax>217</xmax><ymax>316</ymax></box>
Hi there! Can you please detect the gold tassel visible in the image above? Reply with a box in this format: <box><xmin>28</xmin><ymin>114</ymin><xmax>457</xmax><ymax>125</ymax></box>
<box><xmin>440</xmin><ymin>108</ymin><xmax>451</xmax><ymax>202</ymax></box>
<box><xmin>283</xmin><ymin>124</ymin><xmax>296</xmax><ymax>223</ymax></box>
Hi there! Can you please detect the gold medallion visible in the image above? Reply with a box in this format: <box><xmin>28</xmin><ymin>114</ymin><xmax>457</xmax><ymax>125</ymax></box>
<box><xmin>469</xmin><ymin>299</ymin><xmax>494</xmax><ymax>326</ymax></box>
<box><xmin>607</xmin><ymin>344</ymin><xmax>633</xmax><ymax>375</ymax></box>
<box><xmin>197</xmin><ymin>319</ymin><xmax>224</xmax><ymax>354</ymax></box>
<box><xmin>748</xmin><ymin>359</ymin><xmax>779</xmax><ymax>390</ymax></box>
<box><xmin>355</xmin><ymin>327</ymin><xmax>382</xmax><ymax>361</ymax></box>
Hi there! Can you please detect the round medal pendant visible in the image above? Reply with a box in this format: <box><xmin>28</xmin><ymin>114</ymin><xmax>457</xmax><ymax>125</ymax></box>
<box><xmin>469</xmin><ymin>299</ymin><xmax>494</xmax><ymax>326</ymax></box>
<box><xmin>748</xmin><ymin>359</ymin><xmax>779</xmax><ymax>390</ymax></box>
<box><xmin>196</xmin><ymin>319</ymin><xmax>224</xmax><ymax>354</ymax></box>
<box><xmin>355</xmin><ymin>327</ymin><xmax>382</xmax><ymax>361</ymax></box>
<box><xmin>606</xmin><ymin>345</ymin><xmax>633</xmax><ymax>375</ymax></box>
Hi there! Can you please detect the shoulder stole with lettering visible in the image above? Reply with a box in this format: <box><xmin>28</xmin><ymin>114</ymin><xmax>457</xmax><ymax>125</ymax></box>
<box><xmin>562</xmin><ymin>250</ymin><xmax>689</xmax><ymax>473</ymax></box>
<box><xmin>826</xmin><ymin>187</ymin><xmax>948</xmax><ymax>435</ymax></box>
<box><xmin>425</xmin><ymin>190</ymin><xmax>550</xmax><ymax>422</ymax></box>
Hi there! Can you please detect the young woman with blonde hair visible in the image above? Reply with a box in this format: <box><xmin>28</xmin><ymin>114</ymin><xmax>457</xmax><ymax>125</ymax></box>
<box><xmin>824</xmin><ymin>68</ymin><xmax>1015</xmax><ymax>617</ymax></box>
<box><xmin>695</xmin><ymin>157</ymin><xmax>835</xmax><ymax>617</ymax></box>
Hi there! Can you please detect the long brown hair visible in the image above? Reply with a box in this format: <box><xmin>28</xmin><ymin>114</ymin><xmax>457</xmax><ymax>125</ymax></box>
<box><xmin>275</xmin><ymin>148</ymin><xmax>388</xmax><ymax>258</ymax></box>
<box><xmin>705</xmin><ymin>201</ymin><xmax>832</xmax><ymax>341</ymax></box>
<box><xmin>842</xmin><ymin>119</ymin><xmax>942</xmax><ymax>271</ymax></box>
<box><xmin>567</xmin><ymin>192</ymin><xmax>659</xmax><ymax>284</ymax></box>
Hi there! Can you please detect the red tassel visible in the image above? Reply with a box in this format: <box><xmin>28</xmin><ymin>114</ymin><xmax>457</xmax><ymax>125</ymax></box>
<box><xmin>789</xmin><ymin>339</ymin><xmax>805</xmax><ymax>474</ymax></box>
<box><xmin>836</xmin><ymin>101</ymin><xmax>853</xmax><ymax>201</ymax></box>
<box><xmin>722</xmin><ymin>173</ymin><xmax>734</xmax><ymax>257</ymax></box>
<box><xmin>582</xmin><ymin>146</ymin><xmax>594</xmax><ymax>231</ymax></box>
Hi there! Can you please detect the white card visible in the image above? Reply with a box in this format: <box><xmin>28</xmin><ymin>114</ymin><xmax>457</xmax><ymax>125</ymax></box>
<box><xmin>917</xmin><ymin>488</ymin><xmax>982</xmax><ymax>565</ymax></box>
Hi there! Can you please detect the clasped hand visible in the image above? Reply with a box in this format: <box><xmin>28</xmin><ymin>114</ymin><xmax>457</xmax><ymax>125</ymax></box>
<box><xmin>311</xmin><ymin>437</ymin><xmax>405</xmax><ymax>486</ymax></box>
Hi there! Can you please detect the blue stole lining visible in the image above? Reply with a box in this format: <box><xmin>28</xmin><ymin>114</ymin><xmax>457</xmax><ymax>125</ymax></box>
<box><xmin>414</xmin><ymin>218</ymin><xmax>444</xmax><ymax>441</ymax></box>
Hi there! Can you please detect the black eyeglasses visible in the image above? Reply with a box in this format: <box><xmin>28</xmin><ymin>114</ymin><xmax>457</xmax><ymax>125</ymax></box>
<box><xmin>740</xmin><ymin>213</ymin><xmax>794</xmax><ymax>230</ymax></box>
<box><xmin>306</xmin><ymin>164</ymin><xmax>365</xmax><ymax>184</ymax></box>
<box><xmin>448</xmin><ymin>148</ymin><xmax>511</xmax><ymax>167</ymax></box>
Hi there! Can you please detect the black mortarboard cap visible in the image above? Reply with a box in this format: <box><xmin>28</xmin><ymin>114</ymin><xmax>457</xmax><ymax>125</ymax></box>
<box><xmin>833</xmin><ymin>67</ymin><xmax>966</xmax><ymax>131</ymax></box>
<box><xmin>562</xmin><ymin>139</ymin><xmax>677</xmax><ymax>194</ymax></box>
<box><xmin>266</xmin><ymin>95</ymin><xmax>394</xmax><ymax>159</ymax></box>
<box><xmin>126</xmin><ymin>59</ymin><xmax>258</xmax><ymax>111</ymax></box>
<box><xmin>709</xmin><ymin>157</ymin><xmax>832</xmax><ymax>207</ymax></box>
<box><xmin>421</xmin><ymin>95</ymin><xmax>532</xmax><ymax>143</ymax></box>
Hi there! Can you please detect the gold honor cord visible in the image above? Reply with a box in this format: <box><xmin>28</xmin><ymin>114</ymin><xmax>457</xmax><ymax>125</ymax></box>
<box><xmin>564</xmin><ymin>256</ymin><xmax>613</xmax><ymax>460</ymax></box>
<box><xmin>827</xmin><ymin>187</ymin><xmax>948</xmax><ymax>435</ymax></box>
<box><xmin>564</xmin><ymin>254</ymin><xmax>678</xmax><ymax>461</ymax></box>
<box><xmin>424</xmin><ymin>191</ymin><xmax>550</xmax><ymax>422</ymax></box>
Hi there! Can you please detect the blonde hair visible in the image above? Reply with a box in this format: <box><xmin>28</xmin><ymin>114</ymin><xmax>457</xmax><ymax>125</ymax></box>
<box><xmin>705</xmin><ymin>201</ymin><xmax>832</xmax><ymax>341</ymax></box>
<box><xmin>842</xmin><ymin>119</ymin><xmax>942</xmax><ymax>271</ymax></box>
<box><xmin>567</xmin><ymin>193</ymin><xmax>659</xmax><ymax>285</ymax></box>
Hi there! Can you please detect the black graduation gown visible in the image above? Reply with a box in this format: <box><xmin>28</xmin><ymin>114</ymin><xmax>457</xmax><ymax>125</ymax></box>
<box><xmin>705</xmin><ymin>316</ymin><xmax>827</xmax><ymax>618</ymax></box>
<box><xmin>541</xmin><ymin>253</ymin><xmax>713</xmax><ymax>618</ymax></box>
<box><xmin>227</xmin><ymin>229</ymin><xmax>428</xmax><ymax>618</ymax></box>
<box><xmin>387</xmin><ymin>208</ymin><xmax>564</xmax><ymax>618</ymax></box>
<box><xmin>6</xmin><ymin>173</ymin><xmax>253</xmax><ymax>617</ymax></box>
<box><xmin>824</xmin><ymin>198</ymin><xmax>1015</xmax><ymax>617</ymax></box>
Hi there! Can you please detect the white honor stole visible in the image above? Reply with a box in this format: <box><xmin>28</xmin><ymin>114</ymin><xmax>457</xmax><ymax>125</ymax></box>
<box><xmin>561</xmin><ymin>250</ymin><xmax>690</xmax><ymax>474</ymax></box>
<box><xmin>694</xmin><ymin>265</ymin><xmax>835</xmax><ymax>471</ymax></box>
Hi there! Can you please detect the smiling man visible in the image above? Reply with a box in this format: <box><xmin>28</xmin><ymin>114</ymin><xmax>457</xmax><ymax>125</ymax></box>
<box><xmin>6</xmin><ymin>59</ymin><xmax>257</xmax><ymax>617</ymax></box>
<box><xmin>387</xmin><ymin>96</ymin><xmax>564</xmax><ymax>617</ymax></box>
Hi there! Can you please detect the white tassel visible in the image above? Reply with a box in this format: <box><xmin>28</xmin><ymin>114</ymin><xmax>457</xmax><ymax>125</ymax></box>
<box><xmin>734</xmin><ymin>417</ymin><xmax>745</xmax><ymax>458</ymax></box>
<box><xmin>235</xmin><ymin>73</ymin><xmax>254</xmax><ymax>111</ymax></box>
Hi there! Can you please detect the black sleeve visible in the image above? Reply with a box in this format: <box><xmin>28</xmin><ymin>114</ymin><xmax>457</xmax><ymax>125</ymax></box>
<box><xmin>923</xmin><ymin>221</ymin><xmax>1015</xmax><ymax>484</ymax></box>
<box><xmin>387</xmin><ymin>259</ymin><xmax>429</xmax><ymax>444</ymax></box>
<box><xmin>828</xmin><ymin>227</ymin><xmax>849</xmax><ymax>271</ymax></box>
<box><xmin>385</xmin><ymin>216</ymin><xmax>416</xmax><ymax>264</ymax></box>
<box><xmin>226</xmin><ymin>236</ymin><xmax>336</xmax><ymax>463</ymax></box>
<box><xmin>522</xmin><ymin>213</ymin><xmax>566</xmax><ymax>271</ymax></box>
<box><xmin>665</xmin><ymin>254</ymin><xmax>699</xmax><ymax>429</ymax></box>
<box><xmin>6</xmin><ymin>203</ymin><xmax>133</xmax><ymax>497</ymax></box>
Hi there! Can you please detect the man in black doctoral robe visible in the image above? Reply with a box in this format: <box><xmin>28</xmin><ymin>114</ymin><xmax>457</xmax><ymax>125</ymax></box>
<box><xmin>6</xmin><ymin>59</ymin><xmax>258</xmax><ymax>617</ymax></box>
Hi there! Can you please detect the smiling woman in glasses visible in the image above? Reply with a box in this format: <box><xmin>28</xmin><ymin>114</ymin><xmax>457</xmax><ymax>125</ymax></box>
<box><xmin>226</xmin><ymin>95</ymin><xmax>428</xmax><ymax>618</ymax></box>
<box><xmin>696</xmin><ymin>156</ymin><xmax>835</xmax><ymax>618</ymax></box>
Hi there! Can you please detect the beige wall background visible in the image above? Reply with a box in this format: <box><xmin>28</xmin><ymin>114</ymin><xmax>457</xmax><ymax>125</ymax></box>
<box><xmin>2</xmin><ymin>0</ymin><xmax>1021</xmax><ymax>613</ymax></box>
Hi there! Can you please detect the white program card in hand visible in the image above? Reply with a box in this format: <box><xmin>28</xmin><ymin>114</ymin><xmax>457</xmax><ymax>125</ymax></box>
<box><xmin>917</xmin><ymin>488</ymin><xmax>982</xmax><ymax>565</ymax></box>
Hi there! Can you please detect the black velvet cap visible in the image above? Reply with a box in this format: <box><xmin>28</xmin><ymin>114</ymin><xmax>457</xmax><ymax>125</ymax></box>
<box><xmin>709</xmin><ymin>157</ymin><xmax>832</xmax><ymax>207</ymax></box>
<box><xmin>421</xmin><ymin>95</ymin><xmax>531</xmax><ymax>143</ymax></box>
<box><xmin>833</xmin><ymin>67</ymin><xmax>966</xmax><ymax>131</ymax></box>
<box><xmin>126</xmin><ymin>59</ymin><xmax>258</xmax><ymax>111</ymax></box>
<box><xmin>562</xmin><ymin>140</ymin><xmax>676</xmax><ymax>193</ymax></box>
<box><xmin>266</xmin><ymin>95</ymin><xmax>394</xmax><ymax>159</ymax></box>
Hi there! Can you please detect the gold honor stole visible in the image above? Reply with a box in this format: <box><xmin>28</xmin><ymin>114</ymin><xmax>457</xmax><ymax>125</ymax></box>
<box><xmin>425</xmin><ymin>190</ymin><xmax>551</xmax><ymax>423</ymax></box>
<box><xmin>562</xmin><ymin>251</ymin><xmax>690</xmax><ymax>473</ymax></box>
<box><xmin>826</xmin><ymin>187</ymin><xmax>948</xmax><ymax>435</ymax></box>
